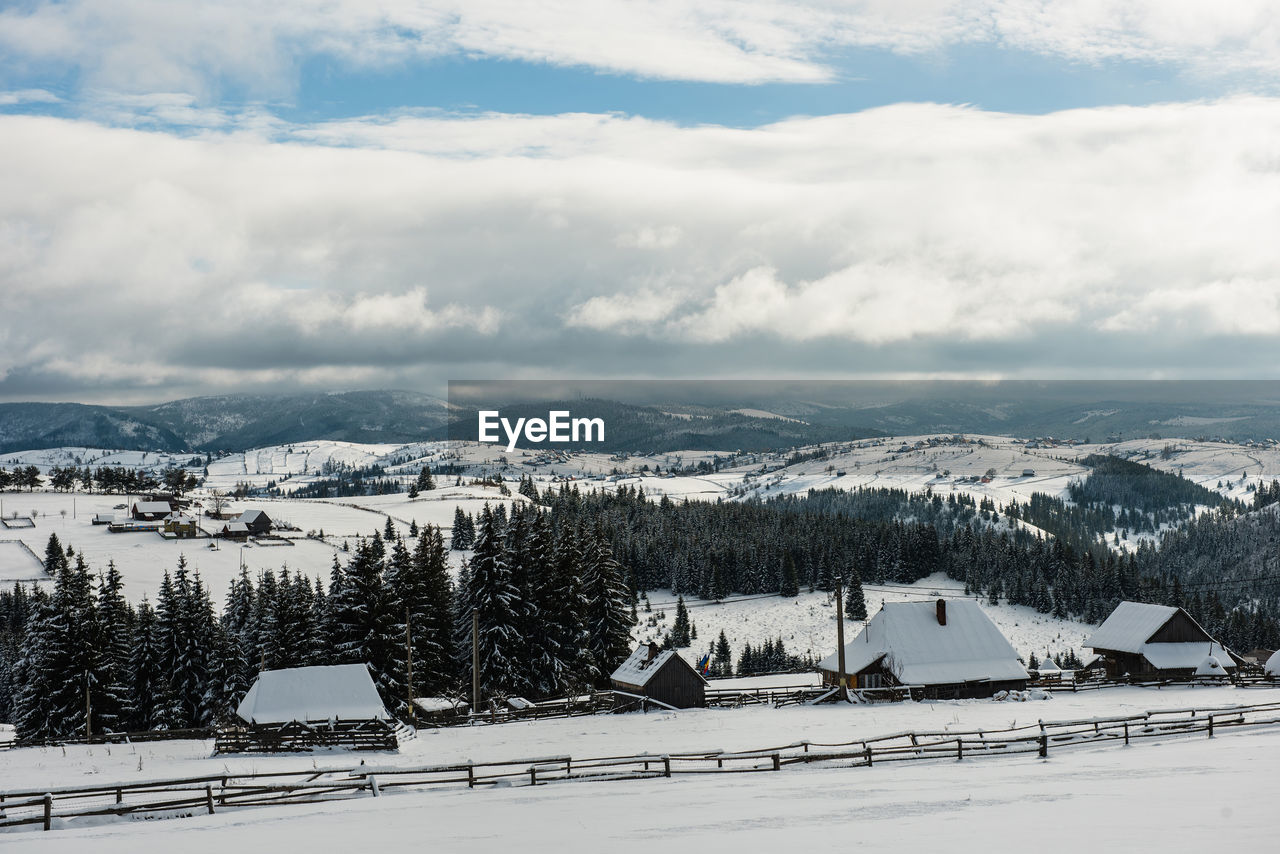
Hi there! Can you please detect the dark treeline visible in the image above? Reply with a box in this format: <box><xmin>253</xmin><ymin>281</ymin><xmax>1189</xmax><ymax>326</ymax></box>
<box><xmin>0</xmin><ymin>506</ymin><xmax>634</xmax><ymax>741</ymax></box>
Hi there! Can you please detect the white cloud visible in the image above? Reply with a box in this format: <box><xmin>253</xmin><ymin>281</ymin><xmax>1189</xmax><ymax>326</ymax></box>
<box><xmin>3</xmin><ymin>1</ymin><xmax>1280</xmax><ymax>94</ymax></box>
<box><xmin>5</xmin><ymin>97</ymin><xmax>1280</xmax><ymax>395</ymax></box>
<box><xmin>0</xmin><ymin>89</ymin><xmax>62</xmax><ymax>105</ymax></box>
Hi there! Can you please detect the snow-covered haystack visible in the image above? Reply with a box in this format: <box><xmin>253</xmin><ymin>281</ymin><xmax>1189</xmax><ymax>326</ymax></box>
<box><xmin>1266</xmin><ymin>650</ymin><xmax>1280</xmax><ymax>678</ymax></box>
<box><xmin>1193</xmin><ymin>656</ymin><xmax>1228</xmax><ymax>679</ymax></box>
<box><xmin>1035</xmin><ymin>658</ymin><xmax>1061</xmax><ymax>676</ymax></box>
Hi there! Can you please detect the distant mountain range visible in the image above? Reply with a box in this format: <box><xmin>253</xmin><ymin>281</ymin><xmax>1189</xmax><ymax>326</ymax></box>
<box><xmin>4</xmin><ymin>382</ymin><xmax>1280</xmax><ymax>454</ymax></box>
<box><xmin>0</xmin><ymin>391</ymin><xmax>450</xmax><ymax>454</ymax></box>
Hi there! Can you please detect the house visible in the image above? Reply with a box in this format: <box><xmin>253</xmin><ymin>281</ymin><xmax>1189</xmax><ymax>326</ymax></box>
<box><xmin>162</xmin><ymin>512</ymin><xmax>199</xmax><ymax>538</ymax></box>
<box><xmin>219</xmin><ymin>521</ymin><xmax>250</xmax><ymax>540</ymax></box>
<box><xmin>610</xmin><ymin>642</ymin><xmax>707</xmax><ymax>709</ymax></box>
<box><xmin>1021</xmin><ymin>469</ymin><xmax>1036</xmax><ymax>477</ymax></box>
<box><xmin>217</xmin><ymin>664</ymin><xmax>396</xmax><ymax>753</ymax></box>
<box><xmin>131</xmin><ymin>500</ymin><xmax>173</xmax><ymax>521</ymax></box>
<box><xmin>1085</xmin><ymin>601</ymin><xmax>1238</xmax><ymax>680</ymax></box>
<box><xmin>818</xmin><ymin>599</ymin><xmax>1028</xmax><ymax>699</ymax></box>
<box><xmin>235</xmin><ymin>509</ymin><xmax>273</xmax><ymax>536</ymax></box>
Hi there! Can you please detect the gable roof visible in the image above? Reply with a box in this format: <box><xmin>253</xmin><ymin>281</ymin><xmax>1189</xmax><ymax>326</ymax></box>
<box><xmin>237</xmin><ymin>509</ymin><xmax>271</xmax><ymax>525</ymax></box>
<box><xmin>222</xmin><ymin>521</ymin><xmax>249</xmax><ymax>533</ymax></box>
<box><xmin>611</xmin><ymin>645</ymin><xmax>707</xmax><ymax>688</ymax></box>
<box><xmin>818</xmin><ymin>600</ymin><xmax>1028</xmax><ymax>686</ymax></box>
<box><xmin>1141</xmin><ymin>642</ymin><xmax>1235</xmax><ymax>671</ymax></box>
<box><xmin>236</xmin><ymin>664</ymin><xmax>389</xmax><ymax>724</ymax></box>
<box><xmin>133</xmin><ymin>501</ymin><xmax>173</xmax><ymax>514</ymax></box>
<box><xmin>1085</xmin><ymin>602</ymin><xmax>1182</xmax><ymax>653</ymax></box>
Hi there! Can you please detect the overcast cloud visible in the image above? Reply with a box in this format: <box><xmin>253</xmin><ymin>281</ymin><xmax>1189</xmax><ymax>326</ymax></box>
<box><xmin>1</xmin><ymin>3</ymin><xmax>1279</xmax><ymax>402</ymax></box>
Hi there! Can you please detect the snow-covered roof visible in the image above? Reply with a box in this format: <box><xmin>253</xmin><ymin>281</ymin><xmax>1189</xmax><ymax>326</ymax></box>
<box><xmin>236</xmin><ymin>664</ymin><xmax>390</xmax><ymax>724</ymax></box>
<box><xmin>413</xmin><ymin>696</ymin><xmax>468</xmax><ymax>713</ymax></box>
<box><xmin>1266</xmin><ymin>650</ymin><xmax>1280</xmax><ymax>677</ymax></box>
<box><xmin>1142</xmin><ymin>642</ymin><xmax>1235</xmax><ymax>672</ymax></box>
<box><xmin>1085</xmin><ymin>602</ymin><xmax>1179</xmax><ymax>653</ymax></box>
<box><xmin>222</xmin><ymin>521</ymin><xmax>249</xmax><ymax>533</ymax></box>
<box><xmin>818</xmin><ymin>600</ymin><xmax>1028</xmax><ymax>686</ymax></box>
<box><xmin>1194</xmin><ymin>655</ymin><xmax>1229</xmax><ymax>677</ymax></box>
<box><xmin>1035</xmin><ymin>658</ymin><xmax>1061</xmax><ymax>673</ymax></box>
<box><xmin>237</xmin><ymin>509</ymin><xmax>271</xmax><ymax>524</ymax></box>
<box><xmin>133</xmin><ymin>501</ymin><xmax>173</xmax><ymax>514</ymax></box>
<box><xmin>611</xmin><ymin>644</ymin><xmax>706</xmax><ymax>688</ymax></box>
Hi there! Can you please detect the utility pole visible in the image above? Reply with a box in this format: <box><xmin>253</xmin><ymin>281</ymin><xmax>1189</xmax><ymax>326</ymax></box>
<box><xmin>471</xmin><ymin>610</ymin><xmax>480</xmax><ymax>715</ymax></box>
<box><xmin>405</xmin><ymin>607</ymin><xmax>413</xmax><ymax>721</ymax></box>
<box><xmin>835</xmin><ymin>574</ymin><xmax>849</xmax><ymax>702</ymax></box>
<box><xmin>84</xmin><ymin>670</ymin><xmax>92</xmax><ymax>740</ymax></box>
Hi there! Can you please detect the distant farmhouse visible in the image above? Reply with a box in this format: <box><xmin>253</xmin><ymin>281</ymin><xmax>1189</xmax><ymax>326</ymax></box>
<box><xmin>818</xmin><ymin>599</ymin><xmax>1028</xmax><ymax>699</ymax></box>
<box><xmin>236</xmin><ymin>509</ymin><xmax>273</xmax><ymax>536</ymax></box>
<box><xmin>162</xmin><ymin>512</ymin><xmax>200</xmax><ymax>538</ymax></box>
<box><xmin>611</xmin><ymin>642</ymin><xmax>707</xmax><ymax>709</ymax></box>
<box><xmin>131</xmin><ymin>500</ymin><xmax>173</xmax><ymax>521</ymax></box>
<box><xmin>1086</xmin><ymin>601</ymin><xmax>1238</xmax><ymax>680</ymax></box>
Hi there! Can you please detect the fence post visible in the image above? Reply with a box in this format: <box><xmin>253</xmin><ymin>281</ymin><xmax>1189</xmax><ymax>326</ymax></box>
<box><xmin>529</xmin><ymin>767</ymin><xmax>537</xmax><ymax>786</ymax></box>
<box><xmin>1123</xmin><ymin>722</ymin><xmax>1129</xmax><ymax>745</ymax></box>
<box><xmin>663</xmin><ymin>756</ymin><xmax>671</xmax><ymax>778</ymax></box>
<box><xmin>957</xmin><ymin>739</ymin><xmax>963</xmax><ymax>761</ymax></box>
<box><xmin>773</xmin><ymin>753</ymin><xmax>781</xmax><ymax>771</ymax></box>
<box><xmin>1038</xmin><ymin>734</ymin><xmax>1048</xmax><ymax>759</ymax></box>
<box><xmin>864</xmin><ymin>744</ymin><xmax>872</xmax><ymax>767</ymax></box>
<box><xmin>369</xmin><ymin>776</ymin><xmax>380</xmax><ymax>797</ymax></box>
<box><xmin>205</xmin><ymin>784</ymin><xmax>215</xmax><ymax>815</ymax></box>
<box><xmin>43</xmin><ymin>793</ymin><xmax>52</xmax><ymax>831</ymax></box>
<box><xmin>467</xmin><ymin>764</ymin><xmax>475</xmax><ymax>788</ymax></box>
<box><xmin>1208</xmin><ymin>715</ymin><xmax>1214</xmax><ymax>738</ymax></box>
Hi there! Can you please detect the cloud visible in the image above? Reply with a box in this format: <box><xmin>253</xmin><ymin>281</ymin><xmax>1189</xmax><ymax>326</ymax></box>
<box><xmin>5</xmin><ymin>97</ymin><xmax>1280</xmax><ymax>399</ymax></box>
<box><xmin>0</xmin><ymin>89</ymin><xmax>61</xmax><ymax>105</ymax></box>
<box><xmin>4</xmin><ymin>1</ymin><xmax>1280</xmax><ymax>95</ymax></box>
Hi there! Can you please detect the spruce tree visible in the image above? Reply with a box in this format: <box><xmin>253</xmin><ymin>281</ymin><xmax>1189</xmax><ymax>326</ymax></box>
<box><xmin>580</xmin><ymin>527</ymin><xmax>634</xmax><ymax>685</ymax></box>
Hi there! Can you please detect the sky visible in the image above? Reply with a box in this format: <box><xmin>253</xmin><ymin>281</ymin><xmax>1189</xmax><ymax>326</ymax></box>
<box><xmin>3</xmin><ymin>1</ymin><xmax>1280</xmax><ymax>404</ymax></box>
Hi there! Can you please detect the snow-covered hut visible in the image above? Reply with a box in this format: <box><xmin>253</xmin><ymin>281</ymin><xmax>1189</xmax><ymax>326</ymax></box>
<box><xmin>219</xmin><ymin>520</ymin><xmax>250</xmax><ymax>540</ymax></box>
<box><xmin>610</xmin><ymin>643</ymin><xmax>707</xmax><ymax>709</ymax></box>
<box><xmin>236</xmin><ymin>664</ymin><xmax>390</xmax><ymax>725</ymax></box>
<box><xmin>817</xmin><ymin>599</ymin><xmax>1028</xmax><ymax>699</ymax></box>
<box><xmin>235</xmin><ymin>509</ymin><xmax>273</xmax><ymax>536</ymax></box>
<box><xmin>1086</xmin><ymin>601</ymin><xmax>1238</xmax><ymax>680</ymax></box>
<box><xmin>217</xmin><ymin>664</ymin><xmax>396</xmax><ymax>753</ymax></box>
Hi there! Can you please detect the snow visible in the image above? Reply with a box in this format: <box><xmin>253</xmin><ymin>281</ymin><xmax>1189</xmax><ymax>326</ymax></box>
<box><xmin>1142</xmin><ymin>642</ymin><xmax>1236</xmax><ymax>672</ymax></box>
<box><xmin>1036</xmin><ymin>657</ymin><xmax>1062</xmax><ymax>674</ymax></box>
<box><xmin>1267</xmin><ymin>650</ymin><xmax>1280</xmax><ymax>677</ymax></box>
<box><xmin>236</xmin><ymin>665</ymin><xmax>389</xmax><ymax>725</ymax></box>
<box><xmin>1085</xmin><ymin>601</ymin><xmax>1180</xmax><ymax>653</ymax></box>
<box><xmin>2</xmin><ymin>685</ymin><xmax>1278</xmax><ymax>851</ymax></box>
<box><xmin>816</xmin><ymin>600</ymin><xmax>1029</xmax><ymax>686</ymax></box>
<box><xmin>1194</xmin><ymin>656</ymin><xmax>1229</xmax><ymax>678</ymax></box>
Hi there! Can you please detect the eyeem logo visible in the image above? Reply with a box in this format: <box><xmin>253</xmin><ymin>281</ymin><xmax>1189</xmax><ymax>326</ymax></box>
<box><xmin>477</xmin><ymin>410</ymin><xmax>605</xmax><ymax>452</ymax></box>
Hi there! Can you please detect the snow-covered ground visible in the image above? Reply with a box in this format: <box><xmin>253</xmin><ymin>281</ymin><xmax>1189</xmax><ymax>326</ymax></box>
<box><xmin>2</xmin><ymin>685</ymin><xmax>1278</xmax><ymax>851</ymax></box>
<box><xmin>641</xmin><ymin>573</ymin><xmax>1093</xmax><ymax>667</ymax></box>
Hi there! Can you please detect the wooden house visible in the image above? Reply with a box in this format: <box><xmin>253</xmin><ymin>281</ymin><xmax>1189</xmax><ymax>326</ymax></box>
<box><xmin>216</xmin><ymin>664</ymin><xmax>396</xmax><ymax>753</ymax></box>
<box><xmin>131</xmin><ymin>500</ymin><xmax>173</xmax><ymax>521</ymax></box>
<box><xmin>235</xmin><ymin>509</ymin><xmax>273</xmax><ymax>536</ymax></box>
<box><xmin>610</xmin><ymin>642</ymin><xmax>707</xmax><ymax>709</ymax></box>
<box><xmin>162</xmin><ymin>512</ymin><xmax>199</xmax><ymax>538</ymax></box>
<box><xmin>818</xmin><ymin>599</ymin><xmax>1028</xmax><ymax>700</ymax></box>
<box><xmin>219</xmin><ymin>521</ymin><xmax>250</xmax><ymax>540</ymax></box>
<box><xmin>1086</xmin><ymin>601</ymin><xmax>1237</xmax><ymax>680</ymax></box>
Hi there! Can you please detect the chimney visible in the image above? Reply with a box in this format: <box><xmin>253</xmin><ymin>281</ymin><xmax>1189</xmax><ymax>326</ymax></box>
<box><xmin>936</xmin><ymin>599</ymin><xmax>947</xmax><ymax>626</ymax></box>
<box><xmin>646</xmin><ymin>641</ymin><xmax>661</xmax><ymax>662</ymax></box>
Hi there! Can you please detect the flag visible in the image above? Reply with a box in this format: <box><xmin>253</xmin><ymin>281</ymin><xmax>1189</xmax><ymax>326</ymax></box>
<box><xmin>697</xmin><ymin>652</ymin><xmax>710</xmax><ymax>675</ymax></box>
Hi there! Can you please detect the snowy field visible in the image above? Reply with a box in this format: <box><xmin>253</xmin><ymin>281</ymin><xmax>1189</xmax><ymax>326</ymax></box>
<box><xmin>642</xmin><ymin>573</ymin><xmax>1094</xmax><ymax>666</ymax></box>
<box><xmin>2</xmin><ymin>685</ymin><xmax>1278</xmax><ymax>851</ymax></box>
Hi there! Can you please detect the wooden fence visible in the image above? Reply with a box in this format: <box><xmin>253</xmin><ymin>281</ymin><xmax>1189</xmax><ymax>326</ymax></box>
<box><xmin>4</xmin><ymin>700</ymin><xmax>1280</xmax><ymax>833</ymax></box>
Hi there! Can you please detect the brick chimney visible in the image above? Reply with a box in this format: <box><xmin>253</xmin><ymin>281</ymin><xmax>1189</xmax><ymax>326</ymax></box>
<box><xmin>936</xmin><ymin>599</ymin><xmax>947</xmax><ymax>626</ymax></box>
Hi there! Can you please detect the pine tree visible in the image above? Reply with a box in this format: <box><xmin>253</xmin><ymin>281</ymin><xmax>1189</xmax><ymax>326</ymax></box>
<box><xmin>671</xmin><ymin>596</ymin><xmax>691</xmax><ymax>647</ymax></box>
<box><xmin>580</xmin><ymin>527</ymin><xmax>634</xmax><ymax>685</ymax></box>
<box><xmin>779</xmin><ymin>553</ymin><xmax>799</xmax><ymax>597</ymax></box>
<box><xmin>712</xmin><ymin>630</ymin><xmax>732</xmax><ymax>678</ymax></box>
<box><xmin>844</xmin><ymin>570</ymin><xmax>867</xmax><ymax>620</ymax></box>
<box><xmin>451</xmin><ymin>507</ymin><xmax>475</xmax><ymax>550</ymax></box>
<box><xmin>465</xmin><ymin>507</ymin><xmax>522</xmax><ymax>699</ymax></box>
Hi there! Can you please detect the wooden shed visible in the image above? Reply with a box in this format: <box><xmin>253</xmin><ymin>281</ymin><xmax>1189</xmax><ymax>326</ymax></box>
<box><xmin>610</xmin><ymin>642</ymin><xmax>707</xmax><ymax>709</ymax></box>
<box><xmin>236</xmin><ymin>509</ymin><xmax>273</xmax><ymax>536</ymax></box>
<box><xmin>1086</xmin><ymin>601</ymin><xmax>1238</xmax><ymax>680</ymax></box>
<box><xmin>818</xmin><ymin>599</ymin><xmax>1028</xmax><ymax>700</ymax></box>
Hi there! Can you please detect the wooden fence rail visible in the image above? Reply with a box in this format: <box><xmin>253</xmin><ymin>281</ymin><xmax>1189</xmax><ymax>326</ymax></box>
<box><xmin>5</xmin><ymin>700</ymin><xmax>1280</xmax><ymax>834</ymax></box>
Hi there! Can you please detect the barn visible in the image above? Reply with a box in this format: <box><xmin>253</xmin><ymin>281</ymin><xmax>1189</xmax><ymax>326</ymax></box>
<box><xmin>236</xmin><ymin>509</ymin><xmax>273</xmax><ymax>536</ymax></box>
<box><xmin>818</xmin><ymin>599</ymin><xmax>1028</xmax><ymax>700</ymax></box>
<box><xmin>610</xmin><ymin>642</ymin><xmax>707</xmax><ymax>709</ymax></box>
<box><xmin>131</xmin><ymin>500</ymin><xmax>173</xmax><ymax>521</ymax></box>
<box><xmin>216</xmin><ymin>664</ymin><xmax>397</xmax><ymax>753</ymax></box>
<box><xmin>1086</xmin><ymin>601</ymin><xmax>1238</xmax><ymax>680</ymax></box>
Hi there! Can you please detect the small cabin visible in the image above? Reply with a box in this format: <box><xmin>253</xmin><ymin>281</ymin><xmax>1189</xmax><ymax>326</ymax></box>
<box><xmin>236</xmin><ymin>509</ymin><xmax>273</xmax><ymax>536</ymax></box>
<box><xmin>216</xmin><ymin>664</ymin><xmax>396</xmax><ymax>753</ymax></box>
<box><xmin>219</xmin><ymin>521</ymin><xmax>250</xmax><ymax>540</ymax></box>
<box><xmin>1021</xmin><ymin>469</ymin><xmax>1036</xmax><ymax>477</ymax></box>
<box><xmin>818</xmin><ymin>599</ymin><xmax>1028</xmax><ymax>700</ymax></box>
<box><xmin>611</xmin><ymin>643</ymin><xmax>707</xmax><ymax>709</ymax></box>
<box><xmin>131</xmin><ymin>500</ymin><xmax>173</xmax><ymax>521</ymax></box>
<box><xmin>1086</xmin><ymin>601</ymin><xmax>1238</xmax><ymax>680</ymax></box>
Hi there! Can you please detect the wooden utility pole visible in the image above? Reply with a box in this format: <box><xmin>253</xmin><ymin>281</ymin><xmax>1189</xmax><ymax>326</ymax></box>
<box><xmin>405</xmin><ymin>607</ymin><xmax>413</xmax><ymax>720</ymax></box>
<box><xmin>84</xmin><ymin>671</ymin><xmax>92</xmax><ymax>739</ymax></box>
<box><xmin>471</xmin><ymin>610</ymin><xmax>480</xmax><ymax>714</ymax></box>
<box><xmin>835</xmin><ymin>574</ymin><xmax>848</xmax><ymax>702</ymax></box>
